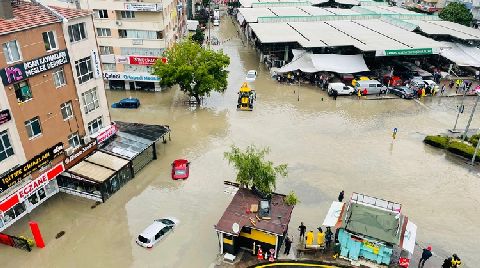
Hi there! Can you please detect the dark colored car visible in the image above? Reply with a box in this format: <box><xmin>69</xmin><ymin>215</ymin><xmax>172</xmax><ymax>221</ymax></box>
<box><xmin>391</xmin><ymin>86</ymin><xmax>414</xmax><ymax>99</ymax></box>
<box><xmin>111</xmin><ymin>98</ymin><xmax>140</xmax><ymax>108</ymax></box>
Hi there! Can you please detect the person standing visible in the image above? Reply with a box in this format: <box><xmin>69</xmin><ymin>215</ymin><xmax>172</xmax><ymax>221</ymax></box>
<box><xmin>418</xmin><ymin>246</ymin><xmax>432</xmax><ymax>268</ymax></box>
<box><xmin>298</xmin><ymin>222</ymin><xmax>306</xmax><ymax>239</ymax></box>
<box><xmin>317</xmin><ymin>228</ymin><xmax>325</xmax><ymax>245</ymax></box>
<box><xmin>284</xmin><ymin>236</ymin><xmax>292</xmax><ymax>255</ymax></box>
<box><xmin>338</xmin><ymin>190</ymin><xmax>345</xmax><ymax>202</ymax></box>
<box><xmin>305</xmin><ymin>230</ymin><xmax>314</xmax><ymax>246</ymax></box>
<box><xmin>325</xmin><ymin>227</ymin><xmax>333</xmax><ymax>248</ymax></box>
<box><xmin>357</xmin><ymin>89</ymin><xmax>361</xmax><ymax>99</ymax></box>
<box><xmin>332</xmin><ymin>89</ymin><xmax>338</xmax><ymax>100</ymax></box>
<box><xmin>441</xmin><ymin>84</ymin><xmax>446</xmax><ymax>95</ymax></box>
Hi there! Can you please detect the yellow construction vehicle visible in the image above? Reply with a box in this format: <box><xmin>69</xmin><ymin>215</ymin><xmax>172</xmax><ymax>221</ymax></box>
<box><xmin>237</xmin><ymin>82</ymin><xmax>255</xmax><ymax>111</ymax></box>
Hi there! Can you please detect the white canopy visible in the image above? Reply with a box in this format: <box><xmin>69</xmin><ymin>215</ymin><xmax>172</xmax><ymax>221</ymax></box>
<box><xmin>439</xmin><ymin>42</ymin><xmax>480</xmax><ymax>67</ymax></box>
<box><xmin>310</xmin><ymin>54</ymin><xmax>370</xmax><ymax>73</ymax></box>
<box><xmin>277</xmin><ymin>51</ymin><xmax>318</xmax><ymax>73</ymax></box>
<box><xmin>322</xmin><ymin>201</ymin><xmax>345</xmax><ymax>227</ymax></box>
<box><xmin>401</xmin><ymin>220</ymin><xmax>417</xmax><ymax>254</ymax></box>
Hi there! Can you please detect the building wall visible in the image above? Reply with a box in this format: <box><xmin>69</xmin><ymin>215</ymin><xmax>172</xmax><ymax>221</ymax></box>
<box><xmin>61</xmin><ymin>14</ymin><xmax>111</xmax><ymax>136</ymax></box>
<box><xmin>0</xmin><ymin>23</ymin><xmax>85</xmax><ymax>159</ymax></box>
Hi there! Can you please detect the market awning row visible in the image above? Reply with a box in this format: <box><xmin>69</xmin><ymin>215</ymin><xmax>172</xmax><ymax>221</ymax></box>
<box><xmin>238</xmin><ymin>7</ymin><xmax>361</xmax><ymax>23</ymax></box>
<box><xmin>249</xmin><ymin>19</ymin><xmax>445</xmax><ymax>52</ymax></box>
<box><xmin>439</xmin><ymin>42</ymin><xmax>480</xmax><ymax>68</ymax></box>
<box><xmin>239</xmin><ymin>0</ymin><xmax>328</xmax><ymax>8</ymax></box>
<box><xmin>276</xmin><ymin>50</ymin><xmax>370</xmax><ymax>73</ymax></box>
<box><xmin>407</xmin><ymin>20</ymin><xmax>480</xmax><ymax>41</ymax></box>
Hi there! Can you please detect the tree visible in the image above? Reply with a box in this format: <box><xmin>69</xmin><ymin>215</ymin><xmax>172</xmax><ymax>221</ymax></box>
<box><xmin>224</xmin><ymin>145</ymin><xmax>288</xmax><ymax>195</ymax></box>
<box><xmin>284</xmin><ymin>191</ymin><xmax>300</xmax><ymax>206</ymax></box>
<box><xmin>439</xmin><ymin>2</ymin><xmax>473</xmax><ymax>26</ymax></box>
<box><xmin>152</xmin><ymin>39</ymin><xmax>230</xmax><ymax>104</ymax></box>
<box><xmin>191</xmin><ymin>28</ymin><xmax>205</xmax><ymax>45</ymax></box>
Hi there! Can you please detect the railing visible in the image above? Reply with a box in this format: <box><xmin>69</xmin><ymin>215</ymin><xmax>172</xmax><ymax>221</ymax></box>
<box><xmin>350</xmin><ymin>192</ymin><xmax>402</xmax><ymax>212</ymax></box>
<box><xmin>256</xmin><ymin>13</ymin><xmax>441</xmax><ymax>23</ymax></box>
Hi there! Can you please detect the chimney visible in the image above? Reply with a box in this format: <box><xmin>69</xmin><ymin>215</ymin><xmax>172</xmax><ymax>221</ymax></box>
<box><xmin>0</xmin><ymin>0</ymin><xmax>14</xmax><ymax>20</ymax></box>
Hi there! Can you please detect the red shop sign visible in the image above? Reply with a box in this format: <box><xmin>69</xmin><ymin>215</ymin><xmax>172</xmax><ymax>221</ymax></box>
<box><xmin>128</xmin><ymin>56</ymin><xmax>159</xmax><ymax>66</ymax></box>
<box><xmin>95</xmin><ymin>124</ymin><xmax>118</xmax><ymax>145</ymax></box>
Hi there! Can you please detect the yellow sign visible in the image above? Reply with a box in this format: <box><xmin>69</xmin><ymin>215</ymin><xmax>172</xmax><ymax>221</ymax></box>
<box><xmin>363</xmin><ymin>241</ymin><xmax>380</xmax><ymax>254</ymax></box>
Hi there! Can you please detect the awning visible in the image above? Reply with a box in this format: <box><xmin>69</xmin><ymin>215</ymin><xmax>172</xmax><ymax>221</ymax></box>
<box><xmin>439</xmin><ymin>42</ymin><xmax>480</xmax><ymax>67</ymax></box>
<box><xmin>277</xmin><ymin>50</ymin><xmax>369</xmax><ymax>74</ymax></box>
<box><xmin>401</xmin><ymin>220</ymin><xmax>417</xmax><ymax>254</ymax></box>
<box><xmin>322</xmin><ymin>201</ymin><xmax>345</xmax><ymax>227</ymax></box>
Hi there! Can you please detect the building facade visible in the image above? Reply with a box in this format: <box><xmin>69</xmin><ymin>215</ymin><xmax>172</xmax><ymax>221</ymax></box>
<box><xmin>0</xmin><ymin>0</ymin><xmax>111</xmax><ymax>232</ymax></box>
<box><xmin>40</xmin><ymin>0</ymin><xmax>188</xmax><ymax>91</ymax></box>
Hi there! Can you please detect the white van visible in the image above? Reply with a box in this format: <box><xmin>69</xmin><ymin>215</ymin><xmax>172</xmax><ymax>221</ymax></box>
<box><xmin>355</xmin><ymin>80</ymin><xmax>386</xmax><ymax>95</ymax></box>
<box><xmin>328</xmin><ymin>82</ymin><xmax>355</xmax><ymax>95</ymax></box>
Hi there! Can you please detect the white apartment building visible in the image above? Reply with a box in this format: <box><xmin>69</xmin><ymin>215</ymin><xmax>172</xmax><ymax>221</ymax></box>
<box><xmin>41</xmin><ymin>0</ymin><xmax>187</xmax><ymax>91</ymax></box>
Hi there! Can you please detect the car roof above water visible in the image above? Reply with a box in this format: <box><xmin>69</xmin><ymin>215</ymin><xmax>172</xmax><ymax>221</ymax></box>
<box><xmin>139</xmin><ymin>221</ymin><xmax>166</xmax><ymax>238</ymax></box>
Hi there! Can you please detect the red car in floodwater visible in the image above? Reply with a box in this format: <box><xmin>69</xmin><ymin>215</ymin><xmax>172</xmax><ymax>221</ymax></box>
<box><xmin>171</xmin><ymin>159</ymin><xmax>190</xmax><ymax>180</ymax></box>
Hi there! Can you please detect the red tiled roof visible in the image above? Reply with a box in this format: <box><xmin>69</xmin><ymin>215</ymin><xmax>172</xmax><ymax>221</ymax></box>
<box><xmin>215</xmin><ymin>188</ymin><xmax>294</xmax><ymax>236</ymax></box>
<box><xmin>0</xmin><ymin>1</ymin><xmax>60</xmax><ymax>36</ymax></box>
<box><xmin>51</xmin><ymin>6</ymin><xmax>92</xmax><ymax>20</ymax></box>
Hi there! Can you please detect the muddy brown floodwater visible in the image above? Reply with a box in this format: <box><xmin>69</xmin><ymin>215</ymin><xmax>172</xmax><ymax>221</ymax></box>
<box><xmin>2</xmin><ymin>16</ymin><xmax>480</xmax><ymax>267</ymax></box>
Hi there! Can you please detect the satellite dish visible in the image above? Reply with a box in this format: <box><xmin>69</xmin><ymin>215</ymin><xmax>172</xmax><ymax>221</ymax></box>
<box><xmin>232</xmin><ymin>223</ymin><xmax>240</xmax><ymax>234</ymax></box>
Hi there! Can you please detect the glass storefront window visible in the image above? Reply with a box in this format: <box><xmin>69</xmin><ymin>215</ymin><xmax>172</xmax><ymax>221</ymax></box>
<box><xmin>0</xmin><ymin>215</ymin><xmax>4</xmax><ymax>228</ymax></box>
<box><xmin>13</xmin><ymin>203</ymin><xmax>26</xmax><ymax>217</ymax></box>
<box><xmin>28</xmin><ymin>193</ymin><xmax>39</xmax><ymax>206</ymax></box>
<box><xmin>45</xmin><ymin>180</ymin><xmax>57</xmax><ymax>195</ymax></box>
<box><xmin>38</xmin><ymin>188</ymin><xmax>46</xmax><ymax>200</ymax></box>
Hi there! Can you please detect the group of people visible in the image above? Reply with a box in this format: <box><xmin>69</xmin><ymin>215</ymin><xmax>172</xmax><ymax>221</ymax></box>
<box><xmin>418</xmin><ymin>246</ymin><xmax>462</xmax><ymax>268</ymax></box>
<box><xmin>448</xmin><ymin>79</ymin><xmax>474</xmax><ymax>94</ymax></box>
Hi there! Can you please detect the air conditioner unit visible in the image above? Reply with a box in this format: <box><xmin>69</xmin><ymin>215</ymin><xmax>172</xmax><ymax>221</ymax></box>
<box><xmin>83</xmin><ymin>136</ymin><xmax>92</xmax><ymax>144</ymax></box>
<box><xmin>116</xmin><ymin>21</ymin><xmax>122</xmax><ymax>26</ymax></box>
<box><xmin>65</xmin><ymin>147</ymin><xmax>75</xmax><ymax>156</ymax></box>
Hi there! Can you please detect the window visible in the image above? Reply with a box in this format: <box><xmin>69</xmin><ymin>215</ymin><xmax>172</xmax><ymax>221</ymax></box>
<box><xmin>42</xmin><ymin>31</ymin><xmax>57</xmax><ymax>51</ymax></box>
<box><xmin>2</xmin><ymin>40</ymin><xmax>22</xmax><ymax>63</ymax></box>
<box><xmin>82</xmin><ymin>88</ymin><xmax>100</xmax><ymax>114</ymax></box>
<box><xmin>60</xmin><ymin>101</ymin><xmax>73</xmax><ymax>120</ymax></box>
<box><xmin>68</xmin><ymin>23</ymin><xmax>87</xmax><ymax>43</ymax></box>
<box><xmin>75</xmin><ymin>57</ymin><xmax>93</xmax><ymax>84</ymax></box>
<box><xmin>120</xmin><ymin>11</ymin><xmax>135</xmax><ymax>19</ymax></box>
<box><xmin>68</xmin><ymin>132</ymin><xmax>80</xmax><ymax>148</ymax></box>
<box><xmin>102</xmin><ymin>63</ymin><xmax>116</xmax><ymax>71</ymax></box>
<box><xmin>120</xmin><ymin>47</ymin><xmax>163</xmax><ymax>56</ymax></box>
<box><xmin>99</xmin><ymin>46</ymin><xmax>113</xmax><ymax>55</ymax></box>
<box><xmin>14</xmin><ymin>80</ymin><xmax>32</xmax><ymax>103</ymax></box>
<box><xmin>25</xmin><ymin>117</ymin><xmax>42</xmax><ymax>139</ymax></box>
<box><xmin>118</xmin><ymin>29</ymin><xmax>163</xmax><ymax>40</ymax></box>
<box><xmin>95</xmin><ymin>9</ymin><xmax>108</xmax><ymax>19</ymax></box>
<box><xmin>96</xmin><ymin>28</ymin><xmax>111</xmax><ymax>37</ymax></box>
<box><xmin>0</xmin><ymin>130</ymin><xmax>14</xmax><ymax>162</ymax></box>
<box><xmin>53</xmin><ymin>68</ymin><xmax>66</xmax><ymax>88</ymax></box>
<box><xmin>88</xmin><ymin>116</ymin><xmax>103</xmax><ymax>134</ymax></box>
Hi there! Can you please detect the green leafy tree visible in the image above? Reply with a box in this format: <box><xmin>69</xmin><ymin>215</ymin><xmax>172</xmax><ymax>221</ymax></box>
<box><xmin>152</xmin><ymin>39</ymin><xmax>230</xmax><ymax>104</ymax></box>
<box><xmin>439</xmin><ymin>2</ymin><xmax>473</xmax><ymax>26</ymax></box>
<box><xmin>284</xmin><ymin>191</ymin><xmax>300</xmax><ymax>206</ymax></box>
<box><xmin>191</xmin><ymin>28</ymin><xmax>205</xmax><ymax>45</ymax></box>
<box><xmin>224</xmin><ymin>145</ymin><xmax>288</xmax><ymax>195</ymax></box>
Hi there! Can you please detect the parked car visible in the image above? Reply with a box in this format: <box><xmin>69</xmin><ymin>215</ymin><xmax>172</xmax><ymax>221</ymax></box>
<box><xmin>246</xmin><ymin>70</ymin><xmax>257</xmax><ymax>82</ymax></box>
<box><xmin>391</xmin><ymin>86</ymin><xmax>414</xmax><ymax>99</ymax></box>
<box><xmin>136</xmin><ymin>218</ymin><xmax>179</xmax><ymax>248</ymax></box>
<box><xmin>213</xmin><ymin>19</ymin><xmax>220</xmax><ymax>26</ymax></box>
<box><xmin>409</xmin><ymin>79</ymin><xmax>425</xmax><ymax>90</ymax></box>
<box><xmin>328</xmin><ymin>82</ymin><xmax>355</xmax><ymax>95</ymax></box>
<box><xmin>111</xmin><ymin>98</ymin><xmax>140</xmax><ymax>108</ymax></box>
<box><xmin>382</xmin><ymin>75</ymin><xmax>402</xmax><ymax>87</ymax></box>
<box><xmin>351</xmin><ymin>76</ymin><xmax>370</xmax><ymax>87</ymax></box>
<box><xmin>171</xmin><ymin>159</ymin><xmax>190</xmax><ymax>180</ymax></box>
<box><xmin>355</xmin><ymin>80</ymin><xmax>387</xmax><ymax>95</ymax></box>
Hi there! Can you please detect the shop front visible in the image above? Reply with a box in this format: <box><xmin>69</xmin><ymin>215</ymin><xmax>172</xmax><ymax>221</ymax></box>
<box><xmin>0</xmin><ymin>162</ymin><xmax>65</xmax><ymax>232</ymax></box>
<box><xmin>58</xmin><ymin>151</ymin><xmax>132</xmax><ymax>202</ymax></box>
<box><xmin>103</xmin><ymin>71</ymin><xmax>161</xmax><ymax>92</ymax></box>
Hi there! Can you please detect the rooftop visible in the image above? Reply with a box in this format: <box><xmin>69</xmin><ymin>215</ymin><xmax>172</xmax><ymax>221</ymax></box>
<box><xmin>0</xmin><ymin>1</ymin><xmax>60</xmax><ymax>36</ymax></box>
<box><xmin>50</xmin><ymin>6</ymin><xmax>92</xmax><ymax>20</ymax></box>
<box><xmin>215</xmin><ymin>188</ymin><xmax>294</xmax><ymax>236</ymax></box>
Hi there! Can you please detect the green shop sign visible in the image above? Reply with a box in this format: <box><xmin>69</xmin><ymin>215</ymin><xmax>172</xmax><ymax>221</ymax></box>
<box><xmin>384</xmin><ymin>48</ymin><xmax>433</xmax><ymax>56</ymax></box>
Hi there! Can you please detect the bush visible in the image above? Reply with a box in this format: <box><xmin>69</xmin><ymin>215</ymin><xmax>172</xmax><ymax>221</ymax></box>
<box><xmin>284</xmin><ymin>191</ymin><xmax>300</xmax><ymax>206</ymax></box>
<box><xmin>424</xmin><ymin>135</ymin><xmax>450</xmax><ymax>149</ymax></box>
<box><xmin>447</xmin><ymin>141</ymin><xmax>480</xmax><ymax>161</ymax></box>
<box><xmin>469</xmin><ymin>134</ymin><xmax>480</xmax><ymax>147</ymax></box>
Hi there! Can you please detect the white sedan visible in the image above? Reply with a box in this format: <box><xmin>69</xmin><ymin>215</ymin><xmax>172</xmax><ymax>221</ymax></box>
<box><xmin>246</xmin><ymin>70</ymin><xmax>257</xmax><ymax>82</ymax></box>
<box><xmin>136</xmin><ymin>218</ymin><xmax>179</xmax><ymax>248</ymax></box>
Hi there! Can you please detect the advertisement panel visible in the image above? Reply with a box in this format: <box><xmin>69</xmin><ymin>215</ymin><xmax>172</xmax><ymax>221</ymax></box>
<box><xmin>0</xmin><ymin>143</ymin><xmax>64</xmax><ymax>193</ymax></box>
<box><xmin>384</xmin><ymin>48</ymin><xmax>433</xmax><ymax>56</ymax></box>
<box><xmin>124</xmin><ymin>3</ymin><xmax>162</xmax><ymax>11</ymax></box>
<box><xmin>103</xmin><ymin>71</ymin><xmax>160</xmax><ymax>82</ymax></box>
<box><xmin>128</xmin><ymin>56</ymin><xmax>159</xmax><ymax>66</ymax></box>
<box><xmin>64</xmin><ymin>140</ymin><xmax>98</xmax><ymax>169</ymax></box>
<box><xmin>0</xmin><ymin>109</ymin><xmax>11</xmax><ymax>126</ymax></box>
<box><xmin>92</xmin><ymin>124</ymin><xmax>118</xmax><ymax>145</ymax></box>
<box><xmin>0</xmin><ymin>50</ymin><xmax>70</xmax><ymax>85</ymax></box>
<box><xmin>91</xmin><ymin>50</ymin><xmax>102</xmax><ymax>78</ymax></box>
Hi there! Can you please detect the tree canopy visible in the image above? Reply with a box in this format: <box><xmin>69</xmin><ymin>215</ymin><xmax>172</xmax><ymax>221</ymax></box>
<box><xmin>191</xmin><ymin>28</ymin><xmax>205</xmax><ymax>45</ymax></box>
<box><xmin>439</xmin><ymin>2</ymin><xmax>473</xmax><ymax>26</ymax></box>
<box><xmin>152</xmin><ymin>39</ymin><xmax>230</xmax><ymax>104</ymax></box>
<box><xmin>224</xmin><ymin>145</ymin><xmax>288</xmax><ymax>195</ymax></box>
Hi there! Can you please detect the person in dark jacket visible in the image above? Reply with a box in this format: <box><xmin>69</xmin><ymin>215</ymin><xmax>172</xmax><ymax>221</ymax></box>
<box><xmin>284</xmin><ymin>236</ymin><xmax>292</xmax><ymax>255</ymax></box>
<box><xmin>325</xmin><ymin>227</ymin><xmax>333</xmax><ymax>248</ymax></box>
<box><xmin>338</xmin><ymin>190</ymin><xmax>345</xmax><ymax>202</ymax></box>
<box><xmin>332</xmin><ymin>89</ymin><xmax>338</xmax><ymax>100</ymax></box>
<box><xmin>298</xmin><ymin>222</ymin><xmax>306</xmax><ymax>239</ymax></box>
<box><xmin>418</xmin><ymin>246</ymin><xmax>432</xmax><ymax>267</ymax></box>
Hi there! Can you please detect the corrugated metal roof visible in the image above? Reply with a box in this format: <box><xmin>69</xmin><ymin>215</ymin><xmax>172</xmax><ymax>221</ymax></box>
<box><xmin>85</xmin><ymin>151</ymin><xmax>129</xmax><ymax>171</ymax></box>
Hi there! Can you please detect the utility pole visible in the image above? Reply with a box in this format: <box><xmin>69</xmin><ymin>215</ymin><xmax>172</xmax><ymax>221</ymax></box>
<box><xmin>207</xmin><ymin>0</ymin><xmax>211</xmax><ymax>49</ymax></box>
<box><xmin>462</xmin><ymin>93</ymin><xmax>480</xmax><ymax>140</ymax></box>
<box><xmin>472</xmin><ymin>129</ymin><xmax>480</xmax><ymax>165</ymax></box>
<box><xmin>452</xmin><ymin>87</ymin><xmax>468</xmax><ymax>132</ymax></box>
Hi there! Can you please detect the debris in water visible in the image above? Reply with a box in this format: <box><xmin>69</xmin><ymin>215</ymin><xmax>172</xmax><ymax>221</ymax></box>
<box><xmin>55</xmin><ymin>231</ymin><xmax>65</xmax><ymax>239</ymax></box>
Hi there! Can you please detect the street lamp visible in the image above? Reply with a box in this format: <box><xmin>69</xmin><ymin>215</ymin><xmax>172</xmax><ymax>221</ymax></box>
<box><xmin>452</xmin><ymin>86</ymin><xmax>468</xmax><ymax>132</ymax></box>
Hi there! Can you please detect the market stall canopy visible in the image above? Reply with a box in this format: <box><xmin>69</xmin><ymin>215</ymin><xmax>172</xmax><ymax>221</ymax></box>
<box><xmin>407</xmin><ymin>20</ymin><xmax>480</xmax><ymax>41</ymax></box>
<box><xmin>401</xmin><ymin>220</ymin><xmax>417</xmax><ymax>254</ymax></box>
<box><xmin>439</xmin><ymin>42</ymin><xmax>480</xmax><ymax>67</ymax></box>
<box><xmin>68</xmin><ymin>161</ymin><xmax>116</xmax><ymax>183</ymax></box>
<box><xmin>322</xmin><ymin>201</ymin><xmax>345</xmax><ymax>227</ymax></box>
<box><xmin>276</xmin><ymin>51</ymin><xmax>318</xmax><ymax>73</ymax></box>
<box><xmin>310</xmin><ymin>54</ymin><xmax>369</xmax><ymax>73</ymax></box>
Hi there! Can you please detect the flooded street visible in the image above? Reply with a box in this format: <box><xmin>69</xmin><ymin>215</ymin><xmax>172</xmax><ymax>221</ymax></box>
<box><xmin>2</xmin><ymin>16</ymin><xmax>480</xmax><ymax>267</ymax></box>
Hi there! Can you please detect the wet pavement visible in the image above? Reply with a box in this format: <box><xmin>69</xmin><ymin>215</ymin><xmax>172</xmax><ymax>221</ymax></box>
<box><xmin>2</xmin><ymin>15</ymin><xmax>480</xmax><ymax>268</ymax></box>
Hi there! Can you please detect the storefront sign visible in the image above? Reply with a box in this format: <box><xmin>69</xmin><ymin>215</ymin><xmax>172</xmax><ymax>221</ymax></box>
<box><xmin>384</xmin><ymin>48</ymin><xmax>433</xmax><ymax>56</ymax></box>
<box><xmin>128</xmin><ymin>56</ymin><xmax>159</xmax><ymax>66</ymax></box>
<box><xmin>0</xmin><ymin>109</ymin><xmax>11</xmax><ymax>126</ymax></box>
<box><xmin>116</xmin><ymin>55</ymin><xmax>129</xmax><ymax>64</ymax></box>
<box><xmin>0</xmin><ymin>142</ymin><xmax>64</xmax><ymax>193</ymax></box>
<box><xmin>0</xmin><ymin>162</ymin><xmax>64</xmax><ymax>212</ymax></box>
<box><xmin>0</xmin><ymin>50</ymin><xmax>70</xmax><ymax>86</ymax></box>
<box><xmin>91</xmin><ymin>50</ymin><xmax>102</xmax><ymax>78</ymax></box>
<box><xmin>93</xmin><ymin>124</ymin><xmax>118</xmax><ymax>145</ymax></box>
<box><xmin>64</xmin><ymin>140</ymin><xmax>98</xmax><ymax>169</ymax></box>
<box><xmin>103</xmin><ymin>71</ymin><xmax>160</xmax><ymax>82</ymax></box>
<box><xmin>124</xmin><ymin>3</ymin><xmax>162</xmax><ymax>11</ymax></box>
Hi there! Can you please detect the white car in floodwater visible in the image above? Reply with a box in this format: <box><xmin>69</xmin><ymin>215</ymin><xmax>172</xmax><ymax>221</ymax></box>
<box><xmin>136</xmin><ymin>218</ymin><xmax>179</xmax><ymax>248</ymax></box>
<box><xmin>246</xmin><ymin>70</ymin><xmax>257</xmax><ymax>82</ymax></box>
